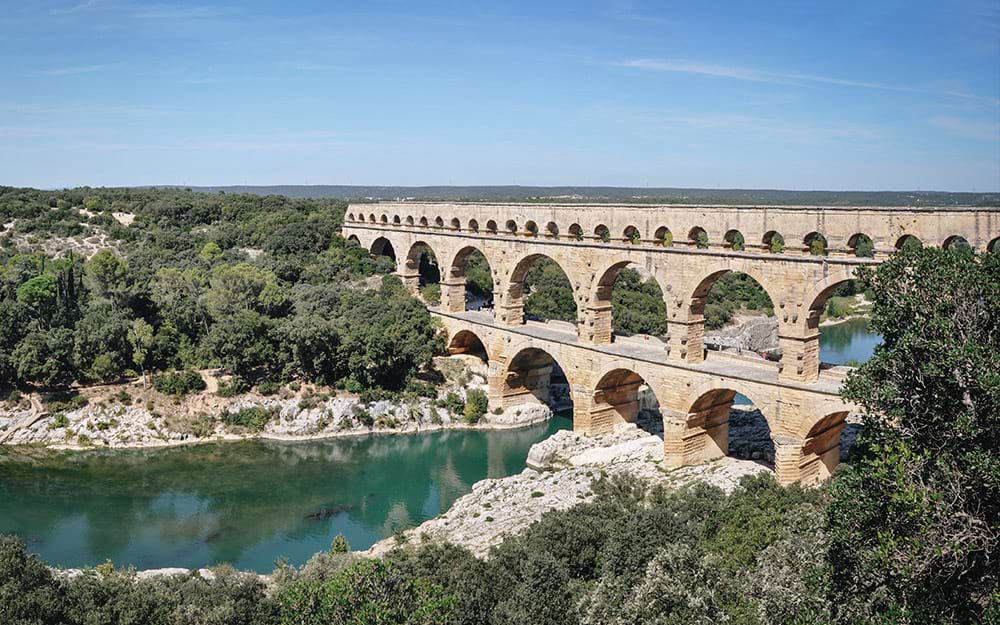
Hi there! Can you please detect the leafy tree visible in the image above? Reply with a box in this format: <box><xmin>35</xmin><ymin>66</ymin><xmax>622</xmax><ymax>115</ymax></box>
<box><xmin>198</xmin><ymin>241</ymin><xmax>224</xmax><ymax>262</ymax></box>
<box><xmin>11</xmin><ymin>328</ymin><xmax>74</xmax><ymax>386</ymax></box>
<box><xmin>205</xmin><ymin>263</ymin><xmax>288</xmax><ymax>319</ymax></box>
<box><xmin>463</xmin><ymin>388</ymin><xmax>488</xmax><ymax>424</ymax></box>
<box><xmin>611</xmin><ymin>269</ymin><xmax>666</xmax><ymax>336</ymax></box>
<box><xmin>15</xmin><ymin>275</ymin><xmax>57</xmax><ymax>321</ymax></box>
<box><xmin>0</xmin><ymin>535</ymin><xmax>68</xmax><ymax>624</ymax></box>
<box><xmin>84</xmin><ymin>249</ymin><xmax>129</xmax><ymax>306</ymax></box>
<box><xmin>73</xmin><ymin>302</ymin><xmax>131</xmax><ymax>382</ymax></box>
<box><xmin>129</xmin><ymin>318</ymin><xmax>154</xmax><ymax>387</ymax></box>
<box><xmin>829</xmin><ymin>247</ymin><xmax>999</xmax><ymax>624</ymax></box>
<box><xmin>202</xmin><ymin>310</ymin><xmax>278</xmax><ymax>379</ymax></box>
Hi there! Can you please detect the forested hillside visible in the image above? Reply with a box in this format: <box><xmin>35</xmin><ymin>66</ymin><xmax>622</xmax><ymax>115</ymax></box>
<box><xmin>0</xmin><ymin>187</ymin><xmax>439</xmax><ymax>395</ymax></box>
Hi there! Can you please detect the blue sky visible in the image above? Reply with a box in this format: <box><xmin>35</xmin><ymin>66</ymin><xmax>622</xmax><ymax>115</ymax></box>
<box><xmin>1</xmin><ymin>0</ymin><xmax>998</xmax><ymax>190</ymax></box>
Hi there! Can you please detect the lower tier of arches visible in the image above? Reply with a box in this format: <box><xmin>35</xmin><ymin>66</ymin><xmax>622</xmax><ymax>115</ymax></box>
<box><xmin>440</xmin><ymin>311</ymin><xmax>852</xmax><ymax>486</ymax></box>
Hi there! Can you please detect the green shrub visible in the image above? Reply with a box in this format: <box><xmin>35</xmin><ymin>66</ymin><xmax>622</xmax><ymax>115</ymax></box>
<box><xmin>442</xmin><ymin>391</ymin><xmax>464</xmax><ymax>416</ymax></box>
<box><xmin>48</xmin><ymin>413</ymin><xmax>69</xmax><ymax>430</ymax></box>
<box><xmin>216</xmin><ymin>376</ymin><xmax>249</xmax><ymax>398</ymax></box>
<box><xmin>463</xmin><ymin>388</ymin><xmax>488</xmax><ymax>424</ymax></box>
<box><xmin>257</xmin><ymin>380</ymin><xmax>281</xmax><ymax>396</ymax></box>
<box><xmin>221</xmin><ymin>406</ymin><xmax>276</xmax><ymax>432</ymax></box>
<box><xmin>153</xmin><ymin>370</ymin><xmax>206</xmax><ymax>396</ymax></box>
<box><xmin>420</xmin><ymin>283</ymin><xmax>441</xmax><ymax>306</ymax></box>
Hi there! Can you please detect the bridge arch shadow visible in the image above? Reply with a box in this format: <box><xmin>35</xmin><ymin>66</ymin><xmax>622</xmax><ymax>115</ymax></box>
<box><xmin>501</xmin><ymin>346</ymin><xmax>574</xmax><ymax>421</ymax></box>
<box><xmin>446</xmin><ymin>329</ymin><xmax>489</xmax><ymax>363</ymax></box>
<box><xmin>592</xmin><ymin>367</ymin><xmax>663</xmax><ymax>438</ymax></box>
<box><xmin>676</xmin><ymin>384</ymin><xmax>777</xmax><ymax>471</ymax></box>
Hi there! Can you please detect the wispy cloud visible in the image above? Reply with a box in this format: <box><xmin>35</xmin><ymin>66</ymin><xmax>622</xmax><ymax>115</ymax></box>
<box><xmin>49</xmin><ymin>0</ymin><xmax>100</xmax><ymax>16</ymax></box>
<box><xmin>36</xmin><ymin>63</ymin><xmax>117</xmax><ymax>76</ymax></box>
<box><xmin>930</xmin><ymin>116</ymin><xmax>1000</xmax><ymax>140</ymax></box>
<box><xmin>618</xmin><ymin>58</ymin><xmax>1000</xmax><ymax>105</ymax></box>
<box><xmin>129</xmin><ymin>4</ymin><xmax>227</xmax><ymax>20</ymax></box>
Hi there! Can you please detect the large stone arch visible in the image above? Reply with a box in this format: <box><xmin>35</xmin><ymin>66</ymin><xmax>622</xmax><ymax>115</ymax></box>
<box><xmin>496</xmin><ymin>344</ymin><xmax>576</xmax><ymax>415</ymax></box>
<box><xmin>497</xmin><ymin>252</ymin><xmax>581</xmax><ymax>328</ymax></box>
<box><xmin>369</xmin><ymin>236</ymin><xmax>397</xmax><ymax>261</ymax></box>
<box><xmin>446</xmin><ymin>328</ymin><xmax>490</xmax><ymax>363</ymax></box>
<box><xmin>666</xmin><ymin>261</ymin><xmax>784</xmax><ymax>367</ymax></box>
<box><xmin>401</xmin><ymin>240</ymin><xmax>442</xmax><ymax>293</ymax></box>
<box><xmin>587</xmin><ymin>361</ymin><xmax>665</xmax><ymax>436</ymax></box>
<box><xmin>583</xmin><ymin>256</ymin><xmax>668</xmax><ymax>345</ymax></box>
<box><xmin>440</xmin><ymin>244</ymin><xmax>498</xmax><ymax>313</ymax></box>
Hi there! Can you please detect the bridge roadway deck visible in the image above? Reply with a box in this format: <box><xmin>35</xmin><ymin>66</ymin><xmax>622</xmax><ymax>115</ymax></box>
<box><xmin>432</xmin><ymin>309</ymin><xmax>845</xmax><ymax>397</ymax></box>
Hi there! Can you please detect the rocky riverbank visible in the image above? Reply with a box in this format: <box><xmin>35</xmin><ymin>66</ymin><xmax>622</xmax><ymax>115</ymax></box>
<box><xmin>366</xmin><ymin>405</ymin><xmax>859</xmax><ymax>558</ymax></box>
<box><xmin>0</xmin><ymin>356</ymin><xmax>550</xmax><ymax>450</ymax></box>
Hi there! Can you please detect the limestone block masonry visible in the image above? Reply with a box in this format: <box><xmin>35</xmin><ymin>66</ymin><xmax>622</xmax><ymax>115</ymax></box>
<box><xmin>343</xmin><ymin>201</ymin><xmax>998</xmax><ymax>484</ymax></box>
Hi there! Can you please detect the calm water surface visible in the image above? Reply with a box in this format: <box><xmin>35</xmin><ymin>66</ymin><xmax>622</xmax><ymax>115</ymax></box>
<box><xmin>0</xmin><ymin>416</ymin><xmax>571</xmax><ymax>572</ymax></box>
<box><xmin>819</xmin><ymin>317</ymin><xmax>881</xmax><ymax>365</ymax></box>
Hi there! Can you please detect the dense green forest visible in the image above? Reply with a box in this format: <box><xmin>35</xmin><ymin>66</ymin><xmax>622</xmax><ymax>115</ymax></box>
<box><xmin>0</xmin><ymin>186</ymin><xmax>438</xmax><ymax>395</ymax></box>
<box><xmin>2</xmin><ymin>246</ymin><xmax>995</xmax><ymax>624</ymax></box>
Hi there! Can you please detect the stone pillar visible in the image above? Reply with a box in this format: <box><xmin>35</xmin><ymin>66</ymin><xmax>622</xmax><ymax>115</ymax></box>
<box><xmin>778</xmin><ymin>331</ymin><xmax>820</xmax><ymax>382</ymax></box>
<box><xmin>662</xmin><ymin>401</ymin><xmax>728</xmax><ymax>468</ymax></box>
<box><xmin>486</xmin><ymin>359</ymin><xmax>505</xmax><ymax>410</ymax></box>
<box><xmin>580</xmin><ymin>302</ymin><xmax>613</xmax><ymax>345</ymax></box>
<box><xmin>773</xmin><ymin>436</ymin><xmax>806</xmax><ymax>485</ymax></box>
<box><xmin>496</xmin><ymin>282</ymin><xmax>524</xmax><ymax>326</ymax></box>
<box><xmin>440</xmin><ymin>280</ymin><xmax>466</xmax><ymax>312</ymax></box>
<box><xmin>399</xmin><ymin>273</ymin><xmax>421</xmax><ymax>295</ymax></box>
<box><xmin>666</xmin><ymin>295</ymin><xmax>706</xmax><ymax>363</ymax></box>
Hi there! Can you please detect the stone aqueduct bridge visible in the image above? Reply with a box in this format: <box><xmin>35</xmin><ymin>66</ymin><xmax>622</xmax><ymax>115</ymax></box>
<box><xmin>343</xmin><ymin>202</ymin><xmax>998</xmax><ymax>484</ymax></box>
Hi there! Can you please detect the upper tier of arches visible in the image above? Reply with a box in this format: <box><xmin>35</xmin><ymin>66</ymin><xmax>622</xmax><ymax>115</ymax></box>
<box><xmin>345</xmin><ymin>210</ymin><xmax>997</xmax><ymax>256</ymax></box>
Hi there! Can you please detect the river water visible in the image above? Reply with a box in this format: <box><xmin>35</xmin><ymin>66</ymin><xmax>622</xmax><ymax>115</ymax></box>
<box><xmin>0</xmin><ymin>417</ymin><xmax>571</xmax><ymax>572</ymax></box>
<box><xmin>0</xmin><ymin>320</ymin><xmax>879</xmax><ymax>573</ymax></box>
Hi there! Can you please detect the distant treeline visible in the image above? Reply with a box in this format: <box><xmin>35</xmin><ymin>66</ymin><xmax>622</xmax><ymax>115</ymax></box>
<box><xmin>153</xmin><ymin>185</ymin><xmax>998</xmax><ymax>207</ymax></box>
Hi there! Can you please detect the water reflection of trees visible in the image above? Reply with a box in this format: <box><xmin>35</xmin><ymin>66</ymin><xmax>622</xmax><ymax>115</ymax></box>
<box><xmin>0</xmin><ymin>420</ymin><xmax>564</xmax><ymax>570</ymax></box>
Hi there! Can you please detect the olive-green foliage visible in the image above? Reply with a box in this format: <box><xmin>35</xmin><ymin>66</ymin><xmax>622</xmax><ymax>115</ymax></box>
<box><xmin>153</xmin><ymin>370</ymin><xmax>207</xmax><ymax>396</ymax></box>
<box><xmin>524</xmin><ymin>258</ymin><xmax>576</xmax><ymax>322</ymax></box>
<box><xmin>611</xmin><ymin>269</ymin><xmax>666</xmax><ymax>336</ymax></box>
<box><xmin>463</xmin><ymin>251</ymin><xmax>492</xmax><ymax>298</ymax></box>
<box><xmin>420</xmin><ymin>282</ymin><xmax>441</xmax><ymax>305</ymax></box>
<box><xmin>221</xmin><ymin>406</ymin><xmax>277</xmax><ymax>432</ymax></box>
<box><xmin>829</xmin><ymin>247</ymin><xmax>999</xmax><ymax>624</ymax></box>
<box><xmin>1</xmin><ymin>187</ymin><xmax>434</xmax><ymax>393</ymax></box>
<box><xmin>704</xmin><ymin>272</ymin><xmax>774</xmax><ymax>329</ymax></box>
<box><xmin>273</xmin><ymin>559</ymin><xmax>456</xmax><ymax>625</ymax></box>
<box><xmin>463</xmin><ymin>388</ymin><xmax>488</xmax><ymax>424</ymax></box>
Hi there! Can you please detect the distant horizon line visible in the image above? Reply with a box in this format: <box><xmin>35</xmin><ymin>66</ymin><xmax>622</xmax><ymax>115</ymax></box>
<box><xmin>13</xmin><ymin>183</ymin><xmax>1000</xmax><ymax>195</ymax></box>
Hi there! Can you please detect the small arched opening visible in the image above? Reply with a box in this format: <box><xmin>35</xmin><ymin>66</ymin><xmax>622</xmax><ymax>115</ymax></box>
<box><xmin>623</xmin><ymin>225</ymin><xmax>641</xmax><ymax>244</ymax></box>
<box><xmin>450</xmin><ymin>217</ymin><xmax>461</xmax><ymax>230</ymax></box>
<box><xmin>505</xmin><ymin>220</ymin><xmax>518</xmax><ymax>235</ymax></box>
<box><xmin>347</xmin><ymin>212</ymin><xmax>356</xmax><ymax>222</ymax></box>
<box><xmin>688</xmin><ymin>226</ymin><xmax>708</xmax><ymax>249</ymax></box>
<box><xmin>594</xmin><ymin>224</ymin><xmax>611</xmax><ymax>243</ymax></box>
<box><xmin>419</xmin><ymin>216</ymin><xmax>429</xmax><ymax>227</ymax></box>
<box><xmin>524</xmin><ymin>221</ymin><xmax>539</xmax><ymax>237</ymax></box>
<box><xmin>368</xmin><ymin>213</ymin><xmax>377</xmax><ymax>223</ymax></box>
<box><xmin>545</xmin><ymin>221</ymin><xmax>559</xmax><ymax>238</ymax></box>
<box><xmin>346</xmin><ymin>234</ymin><xmax>361</xmax><ymax>247</ymax></box>
<box><xmin>379</xmin><ymin>214</ymin><xmax>388</xmax><ymax>224</ymax></box>
<box><xmin>943</xmin><ymin>235</ymin><xmax>971</xmax><ymax>252</ymax></box>
<box><xmin>848</xmin><ymin>233</ymin><xmax>874</xmax><ymax>257</ymax></box>
<box><xmin>989</xmin><ymin>237</ymin><xmax>1000</xmax><ymax>254</ymax></box>
<box><xmin>392</xmin><ymin>215</ymin><xmax>401</xmax><ymax>225</ymax></box>
<box><xmin>654</xmin><ymin>226</ymin><xmax>673</xmax><ymax>247</ymax></box>
<box><xmin>468</xmin><ymin>219</ymin><xmax>479</xmax><ymax>232</ymax></box>
<box><xmin>568</xmin><ymin>223</ymin><xmax>583</xmax><ymax>241</ymax></box>
<box><xmin>804</xmin><ymin>232</ymin><xmax>828</xmax><ymax>256</ymax></box>
<box><xmin>405</xmin><ymin>216</ymin><xmax>415</xmax><ymax>226</ymax></box>
<box><xmin>895</xmin><ymin>235</ymin><xmax>922</xmax><ymax>251</ymax></box>
<box><xmin>486</xmin><ymin>220</ymin><xmax>498</xmax><ymax>234</ymax></box>
<box><xmin>434</xmin><ymin>216</ymin><xmax>445</xmax><ymax>229</ymax></box>
<box><xmin>762</xmin><ymin>231</ymin><xmax>785</xmax><ymax>254</ymax></box>
<box><xmin>724</xmin><ymin>229</ymin><xmax>745</xmax><ymax>251</ymax></box>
